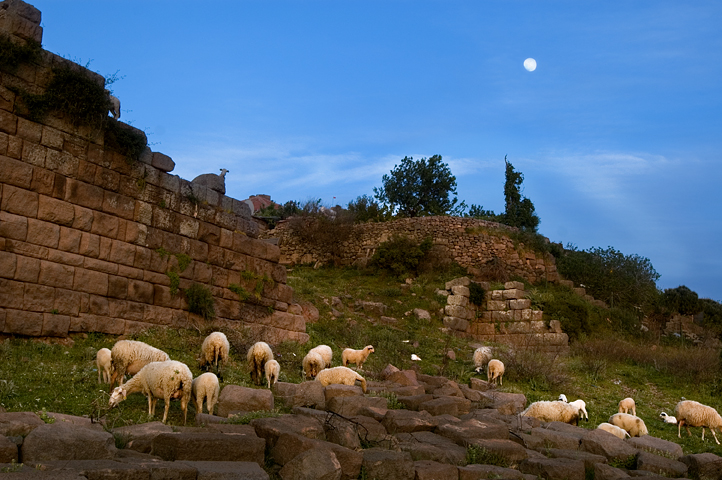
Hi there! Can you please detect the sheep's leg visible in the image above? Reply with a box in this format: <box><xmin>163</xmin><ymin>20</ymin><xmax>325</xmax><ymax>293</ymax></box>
<box><xmin>147</xmin><ymin>395</ymin><xmax>154</xmax><ymax>416</ymax></box>
<box><xmin>678</xmin><ymin>420</ymin><xmax>684</xmax><ymax>438</ymax></box>
<box><xmin>162</xmin><ymin>395</ymin><xmax>170</xmax><ymax>424</ymax></box>
<box><xmin>181</xmin><ymin>395</ymin><xmax>188</xmax><ymax>426</ymax></box>
<box><xmin>702</xmin><ymin>427</ymin><xmax>706</xmax><ymax>441</ymax></box>
<box><xmin>500</xmin><ymin>375</ymin><xmax>503</xmax><ymax>386</ymax></box>
<box><xmin>712</xmin><ymin>428</ymin><xmax>720</xmax><ymax>445</ymax></box>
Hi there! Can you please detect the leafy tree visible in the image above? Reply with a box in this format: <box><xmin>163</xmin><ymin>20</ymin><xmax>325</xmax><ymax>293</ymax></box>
<box><xmin>503</xmin><ymin>156</ymin><xmax>539</xmax><ymax>231</ymax></box>
<box><xmin>347</xmin><ymin>194</ymin><xmax>391</xmax><ymax>223</ymax></box>
<box><xmin>465</xmin><ymin>204</ymin><xmax>504</xmax><ymax>222</ymax></box>
<box><xmin>256</xmin><ymin>200</ymin><xmax>302</xmax><ymax>219</ymax></box>
<box><xmin>374</xmin><ymin>155</ymin><xmax>464</xmax><ymax>218</ymax></box>
<box><xmin>556</xmin><ymin>245</ymin><xmax>660</xmax><ymax>311</ymax></box>
<box><xmin>662</xmin><ymin>286</ymin><xmax>700</xmax><ymax>315</ymax></box>
<box><xmin>369</xmin><ymin>236</ymin><xmax>433</xmax><ymax>276</ymax></box>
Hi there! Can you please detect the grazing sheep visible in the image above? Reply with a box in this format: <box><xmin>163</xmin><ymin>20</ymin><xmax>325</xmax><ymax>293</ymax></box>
<box><xmin>659</xmin><ymin>412</ymin><xmax>678</xmax><ymax>424</ymax></box>
<box><xmin>265</xmin><ymin>359</ymin><xmax>280</xmax><ymax>388</ymax></box>
<box><xmin>618</xmin><ymin>397</ymin><xmax>636</xmax><ymax>416</ymax></box>
<box><xmin>309</xmin><ymin>345</ymin><xmax>333</xmax><ymax>369</ymax></box>
<box><xmin>108</xmin><ymin>360</ymin><xmax>192</xmax><ymax>425</ymax></box>
<box><xmin>473</xmin><ymin>346</ymin><xmax>493</xmax><ymax>373</ymax></box>
<box><xmin>199</xmin><ymin>331</ymin><xmax>230</xmax><ymax>382</ymax></box>
<box><xmin>247</xmin><ymin>341</ymin><xmax>273</xmax><ymax>386</ymax></box>
<box><xmin>109</xmin><ymin>340</ymin><xmax>170</xmax><ymax>390</ymax></box>
<box><xmin>597</xmin><ymin>422</ymin><xmax>631</xmax><ymax>439</ymax></box>
<box><xmin>608</xmin><ymin>413</ymin><xmax>648</xmax><ymax>437</ymax></box>
<box><xmin>96</xmin><ymin>347</ymin><xmax>112</xmax><ymax>384</ymax></box>
<box><xmin>315</xmin><ymin>366</ymin><xmax>367</xmax><ymax>393</ymax></box>
<box><xmin>558</xmin><ymin>394</ymin><xmax>589</xmax><ymax>422</ymax></box>
<box><xmin>192</xmin><ymin>372</ymin><xmax>220</xmax><ymax>415</ymax></box>
<box><xmin>521</xmin><ymin>401</ymin><xmax>584</xmax><ymax>425</ymax></box>
<box><xmin>487</xmin><ymin>359</ymin><xmax>504</xmax><ymax>386</ymax></box>
<box><xmin>302</xmin><ymin>350</ymin><xmax>325</xmax><ymax>380</ymax></box>
<box><xmin>342</xmin><ymin>345</ymin><xmax>375</xmax><ymax>369</ymax></box>
<box><xmin>675</xmin><ymin>400</ymin><xmax>722</xmax><ymax>444</ymax></box>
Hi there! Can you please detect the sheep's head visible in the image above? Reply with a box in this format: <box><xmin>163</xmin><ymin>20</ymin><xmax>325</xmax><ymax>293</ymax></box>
<box><xmin>219</xmin><ymin>168</ymin><xmax>229</xmax><ymax>178</ymax></box>
<box><xmin>558</xmin><ymin>394</ymin><xmax>568</xmax><ymax>402</ymax></box>
<box><xmin>109</xmin><ymin>386</ymin><xmax>127</xmax><ymax>407</ymax></box>
<box><xmin>365</xmin><ymin>345</ymin><xmax>375</xmax><ymax>353</ymax></box>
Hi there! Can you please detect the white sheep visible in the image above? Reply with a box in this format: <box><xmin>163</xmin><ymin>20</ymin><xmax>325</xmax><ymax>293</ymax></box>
<box><xmin>302</xmin><ymin>350</ymin><xmax>325</xmax><ymax>380</ymax></box>
<box><xmin>109</xmin><ymin>340</ymin><xmax>170</xmax><ymax>390</ymax></box>
<box><xmin>473</xmin><ymin>346</ymin><xmax>493</xmax><ymax>373</ymax></box>
<box><xmin>199</xmin><ymin>331</ymin><xmax>230</xmax><ymax>381</ymax></box>
<box><xmin>96</xmin><ymin>347</ymin><xmax>112</xmax><ymax>384</ymax></box>
<box><xmin>309</xmin><ymin>345</ymin><xmax>333</xmax><ymax>369</ymax></box>
<box><xmin>192</xmin><ymin>372</ymin><xmax>220</xmax><ymax>415</ymax></box>
<box><xmin>247</xmin><ymin>341</ymin><xmax>273</xmax><ymax>386</ymax></box>
<box><xmin>618</xmin><ymin>397</ymin><xmax>636</xmax><ymax>416</ymax></box>
<box><xmin>108</xmin><ymin>360</ymin><xmax>192</xmax><ymax>425</ymax></box>
<box><xmin>265</xmin><ymin>359</ymin><xmax>280</xmax><ymax>388</ymax></box>
<box><xmin>520</xmin><ymin>401</ymin><xmax>584</xmax><ymax>425</ymax></box>
<box><xmin>675</xmin><ymin>400</ymin><xmax>722</xmax><ymax>444</ymax></box>
<box><xmin>659</xmin><ymin>412</ymin><xmax>678</xmax><ymax>424</ymax></box>
<box><xmin>608</xmin><ymin>413</ymin><xmax>648</xmax><ymax>437</ymax></box>
<box><xmin>597</xmin><ymin>422</ymin><xmax>631</xmax><ymax>439</ymax></box>
<box><xmin>487</xmin><ymin>359</ymin><xmax>504</xmax><ymax>386</ymax></box>
<box><xmin>315</xmin><ymin>366</ymin><xmax>367</xmax><ymax>393</ymax></box>
<box><xmin>558</xmin><ymin>394</ymin><xmax>589</xmax><ymax>422</ymax></box>
<box><xmin>342</xmin><ymin>345</ymin><xmax>374</xmax><ymax>369</ymax></box>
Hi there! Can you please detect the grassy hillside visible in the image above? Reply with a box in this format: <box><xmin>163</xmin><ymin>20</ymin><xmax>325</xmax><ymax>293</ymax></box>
<box><xmin>1</xmin><ymin>264</ymin><xmax>721</xmax><ymax>457</ymax></box>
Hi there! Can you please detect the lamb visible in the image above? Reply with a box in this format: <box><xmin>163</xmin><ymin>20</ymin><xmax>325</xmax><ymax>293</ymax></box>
<box><xmin>108</xmin><ymin>360</ymin><xmax>192</xmax><ymax>425</ymax></box>
<box><xmin>265</xmin><ymin>359</ymin><xmax>280</xmax><ymax>388</ymax></box>
<box><xmin>618</xmin><ymin>397</ymin><xmax>636</xmax><ymax>416</ymax></box>
<box><xmin>247</xmin><ymin>341</ymin><xmax>273</xmax><ymax>386</ymax></box>
<box><xmin>597</xmin><ymin>422</ymin><xmax>631</xmax><ymax>439</ymax></box>
<box><xmin>520</xmin><ymin>400</ymin><xmax>584</xmax><ymax>425</ymax></box>
<box><xmin>302</xmin><ymin>350</ymin><xmax>325</xmax><ymax>380</ymax></box>
<box><xmin>342</xmin><ymin>345</ymin><xmax>374</xmax><ymax>369</ymax></box>
<box><xmin>608</xmin><ymin>413</ymin><xmax>648</xmax><ymax>437</ymax></box>
<box><xmin>109</xmin><ymin>340</ymin><xmax>170</xmax><ymax>390</ymax></box>
<box><xmin>558</xmin><ymin>394</ymin><xmax>589</xmax><ymax>422</ymax></box>
<box><xmin>309</xmin><ymin>345</ymin><xmax>333</xmax><ymax>369</ymax></box>
<box><xmin>674</xmin><ymin>400</ymin><xmax>722</xmax><ymax>444</ymax></box>
<box><xmin>199</xmin><ymin>331</ymin><xmax>230</xmax><ymax>382</ymax></box>
<box><xmin>315</xmin><ymin>366</ymin><xmax>367</xmax><ymax>393</ymax></box>
<box><xmin>192</xmin><ymin>372</ymin><xmax>220</xmax><ymax>415</ymax></box>
<box><xmin>473</xmin><ymin>346</ymin><xmax>493</xmax><ymax>373</ymax></box>
<box><xmin>96</xmin><ymin>347</ymin><xmax>112</xmax><ymax>384</ymax></box>
<box><xmin>659</xmin><ymin>412</ymin><xmax>678</xmax><ymax>424</ymax></box>
<box><xmin>487</xmin><ymin>359</ymin><xmax>505</xmax><ymax>386</ymax></box>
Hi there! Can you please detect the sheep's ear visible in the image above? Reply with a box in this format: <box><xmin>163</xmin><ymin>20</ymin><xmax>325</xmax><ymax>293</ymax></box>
<box><xmin>121</xmin><ymin>388</ymin><xmax>127</xmax><ymax>400</ymax></box>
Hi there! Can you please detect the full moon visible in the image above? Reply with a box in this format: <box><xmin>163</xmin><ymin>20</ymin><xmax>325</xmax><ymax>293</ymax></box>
<box><xmin>523</xmin><ymin>58</ymin><xmax>537</xmax><ymax>72</ymax></box>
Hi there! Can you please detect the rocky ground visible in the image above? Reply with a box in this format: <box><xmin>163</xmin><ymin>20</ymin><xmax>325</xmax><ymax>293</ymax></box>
<box><xmin>1</xmin><ymin>366</ymin><xmax>721</xmax><ymax>480</ymax></box>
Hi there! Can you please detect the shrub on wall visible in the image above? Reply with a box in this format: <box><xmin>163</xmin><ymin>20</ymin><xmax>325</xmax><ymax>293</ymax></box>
<box><xmin>185</xmin><ymin>283</ymin><xmax>215</xmax><ymax>320</ymax></box>
<box><xmin>369</xmin><ymin>235</ymin><xmax>433</xmax><ymax>277</ymax></box>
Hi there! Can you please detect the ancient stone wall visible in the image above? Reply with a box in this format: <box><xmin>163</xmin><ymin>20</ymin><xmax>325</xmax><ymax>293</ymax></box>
<box><xmin>0</xmin><ymin>1</ymin><xmax>307</xmax><ymax>343</ymax></box>
<box><xmin>441</xmin><ymin>278</ymin><xmax>569</xmax><ymax>353</ymax></box>
<box><xmin>265</xmin><ymin>216</ymin><xmax>560</xmax><ymax>285</ymax></box>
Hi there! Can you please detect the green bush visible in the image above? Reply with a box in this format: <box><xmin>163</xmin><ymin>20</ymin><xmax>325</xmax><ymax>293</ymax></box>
<box><xmin>184</xmin><ymin>283</ymin><xmax>215</xmax><ymax>320</ymax></box>
<box><xmin>469</xmin><ymin>282</ymin><xmax>486</xmax><ymax>306</ymax></box>
<box><xmin>0</xmin><ymin>33</ymin><xmax>41</xmax><ymax>72</ymax></box>
<box><xmin>369</xmin><ymin>236</ymin><xmax>433</xmax><ymax>276</ymax></box>
<box><xmin>662</xmin><ymin>285</ymin><xmax>700</xmax><ymax>315</ymax></box>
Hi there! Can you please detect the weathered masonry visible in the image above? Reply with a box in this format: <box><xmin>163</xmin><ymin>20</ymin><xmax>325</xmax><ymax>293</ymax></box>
<box><xmin>0</xmin><ymin>0</ymin><xmax>308</xmax><ymax>343</ymax></box>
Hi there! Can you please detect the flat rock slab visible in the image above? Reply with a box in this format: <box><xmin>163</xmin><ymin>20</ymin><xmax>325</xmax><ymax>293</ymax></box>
<box><xmin>681</xmin><ymin>452</ymin><xmax>722</xmax><ymax>480</ymax></box>
<box><xmin>519</xmin><ymin>457</ymin><xmax>586</xmax><ymax>480</ymax></box>
<box><xmin>396</xmin><ymin>431</ymin><xmax>467</xmax><ymax>465</ymax></box>
<box><xmin>580</xmin><ymin>429</ymin><xmax>639</xmax><ymax>463</ymax></box>
<box><xmin>251</xmin><ymin>414</ymin><xmax>325</xmax><ymax>448</ymax></box>
<box><xmin>635</xmin><ymin>451</ymin><xmax>688</xmax><ymax>477</ymax></box>
<box><xmin>382</xmin><ymin>409</ymin><xmax>435</xmax><ymax>434</ymax></box>
<box><xmin>466</xmin><ymin>438</ymin><xmax>529</xmax><ymax>463</ymax></box>
<box><xmin>436</xmin><ymin>417</ymin><xmax>509</xmax><ymax>445</ymax></box>
<box><xmin>178</xmin><ymin>460</ymin><xmax>269</xmax><ymax>480</ymax></box>
<box><xmin>530</xmin><ymin>427</ymin><xmax>581</xmax><ymax>450</ymax></box>
<box><xmin>21</xmin><ymin>422</ymin><xmax>117</xmax><ymax>462</ymax></box>
<box><xmin>458</xmin><ymin>463</ymin><xmax>526</xmax><ymax>480</ymax></box>
<box><xmin>278</xmin><ymin>448</ymin><xmax>342</xmax><ymax>480</ymax></box>
<box><xmin>150</xmin><ymin>431</ymin><xmax>265</xmax><ymax>463</ymax></box>
<box><xmin>413</xmin><ymin>460</ymin><xmax>459</xmax><ymax>480</ymax></box>
<box><xmin>627</xmin><ymin>435</ymin><xmax>683</xmax><ymax>459</ymax></box>
<box><xmin>326</xmin><ymin>396</ymin><xmax>388</xmax><ymax>417</ymax></box>
<box><xmin>362</xmin><ymin>448</ymin><xmax>415</xmax><ymax>480</ymax></box>
<box><xmin>113</xmin><ymin>421</ymin><xmax>173</xmax><ymax>453</ymax></box>
<box><xmin>0</xmin><ymin>412</ymin><xmax>44</xmax><ymax>436</ymax></box>
<box><xmin>270</xmin><ymin>432</ymin><xmax>362</xmax><ymax>480</ymax></box>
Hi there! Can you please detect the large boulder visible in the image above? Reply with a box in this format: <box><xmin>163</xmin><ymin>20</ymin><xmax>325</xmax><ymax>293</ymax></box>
<box><xmin>278</xmin><ymin>448</ymin><xmax>342</xmax><ymax>480</ymax></box>
<box><xmin>382</xmin><ymin>409</ymin><xmax>435</xmax><ymax>434</ymax></box>
<box><xmin>0</xmin><ymin>412</ymin><xmax>44</xmax><ymax>436</ymax></box>
<box><xmin>478</xmin><ymin>391</ymin><xmax>526</xmax><ymax>414</ymax></box>
<box><xmin>634</xmin><ymin>451</ymin><xmax>688</xmax><ymax>477</ymax></box>
<box><xmin>529</xmin><ymin>427</ymin><xmax>581</xmax><ymax>450</ymax></box>
<box><xmin>21</xmin><ymin>422</ymin><xmax>117</xmax><ymax>462</ymax></box>
<box><xmin>436</xmin><ymin>417</ymin><xmax>508</xmax><ymax>445</ymax></box>
<box><xmin>680</xmin><ymin>452</ymin><xmax>722</xmax><ymax>480</ymax></box>
<box><xmin>579</xmin><ymin>429</ymin><xmax>639</xmax><ymax>463</ymax></box>
<box><xmin>178</xmin><ymin>460</ymin><xmax>268</xmax><ymax>480</ymax></box>
<box><xmin>0</xmin><ymin>434</ymin><xmax>18</xmax><ymax>463</ymax></box>
<box><xmin>217</xmin><ymin>385</ymin><xmax>274</xmax><ymax>417</ymax></box>
<box><xmin>251</xmin><ymin>414</ymin><xmax>325</xmax><ymax>448</ymax></box>
<box><xmin>626</xmin><ymin>434</ymin><xmax>683</xmax><ymax>459</ymax></box>
<box><xmin>458</xmin><ymin>464</ymin><xmax>525</xmax><ymax>480</ymax></box>
<box><xmin>519</xmin><ymin>457</ymin><xmax>586</xmax><ymax>480</ymax></box>
<box><xmin>112</xmin><ymin>421</ymin><xmax>173</xmax><ymax>453</ymax></box>
<box><xmin>362</xmin><ymin>448</ymin><xmax>415</xmax><ymax>480</ymax></box>
<box><xmin>419</xmin><ymin>396</ymin><xmax>471</xmax><ymax>416</ymax></box>
<box><xmin>395</xmin><ymin>431</ymin><xmax>467</xmax><ymax>465</ymax></box>
<box><xmin>413</xmin><ymin>460</ymin><xmax>459</xmax><ymax>480</ymax></box>
<box><xmin>270</xmin><ymin>432</ymin><xmax>362</xmax><ymax>480</ymax></box>
<box><xmin>466</xmin><ymin>438</ymin><xmax>529</xmax><ymax>463</ymax></box>
<box><xmin>326</xmin><ymin>395</ymin><xmax>387</xmax><ymax>417</ymax></box>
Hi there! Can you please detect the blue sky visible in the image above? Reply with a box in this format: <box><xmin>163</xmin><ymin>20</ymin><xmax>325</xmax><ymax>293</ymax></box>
<box><xmin>30</xmin><ymin>1</ymin><xmax>722</xmax><ymax>301</ymax></box>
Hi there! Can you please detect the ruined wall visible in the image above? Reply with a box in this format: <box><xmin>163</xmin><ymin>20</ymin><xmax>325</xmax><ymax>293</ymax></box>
<box><xmin>265</xmin><ymin>216</ymin><xmax>560</xmax><ymax>285</ymax></box>
<box><xmin>0</xmin><ymin>1</ymin><xmax>308</xmax><ymax>343</ymax></box>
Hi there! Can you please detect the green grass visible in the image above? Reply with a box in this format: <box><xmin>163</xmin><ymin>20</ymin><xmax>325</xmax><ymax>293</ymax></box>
<box><xmin>1</xmin><ymin>264</ymin><xmax>721</xmax><ymax>458</ymax></box>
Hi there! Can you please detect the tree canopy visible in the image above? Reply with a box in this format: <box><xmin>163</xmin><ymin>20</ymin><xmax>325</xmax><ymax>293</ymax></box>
<box><xmin>503</xmin><ymin>156</ymin><xmax>539</xmax><ymax>231</ymax></box>
<box><xmin>373</xmin><ymin>155</ymin><xmax>463</xmax><ymax>218</ymax></box>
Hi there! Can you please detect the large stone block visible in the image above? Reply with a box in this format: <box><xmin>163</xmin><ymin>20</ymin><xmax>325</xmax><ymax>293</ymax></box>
<box><xmin>73</xmin><ymin>268</ymin><xmax>109</xmax><ymax>296</ymax></box>
<box><xmin>37</xmin><ymin>195</ymin><xmax>74</xmax><ymax>226</ymax></box>
<box><xmin>64</xmin><ymin>179</ymin><xmax>104</xmax><ymax>210</ymax></box>
<box><xmin>4</xmin><ymin>308</ymin><xmax>43</xmax><ymax>335</ymax></box>
<box><xmin>0</xmin><ymin>251</ymin><xmax>17</xmax><ymax>279</ymax></box>
<box><xmin>0</xmin><ymin>210</ymin><xmax>28</xmax><ymax>241</ymax></box>
<box><xmin>217</xmin><ymin>385</ymin><xmax>274</xmax><ymax>417</ymax></box>
<box><xmin>486</xmin><ymin>300</ymin><xmax>507</xmax><ymax>311</ymax></box>
<box><xmin>443</xmin><ymin>316</ymin><xmax>469</xmax><ymax>332</ymax></box>
<box><xmin>21</xmin><ymin>422</ymin><xmax>116</xmax><ymax>462</ymax></box>
<box><xmin>446</xmin><ymin>294</ymin><xmax>468</xmax><ymax>307</ymax></box>
<box><xmin>150</xmin><ymin>431</ymin><xmax>265</xmax><ymax>463</ymax></box>
<box><xmin>2</xmin><ymin>184</ymin><xmax>38</xmax><ymax>217</ymax></box>
<box><xmin>38</xmin><ymin>260</ymin><xmax>74</xmax><ymax>288</ymax></box>
<box><xmin>27</xmin><ymin>218</ymin><xmax>60</xmax><ymax>248</ymax></box>
<box><xmin>42</xmin><ymin>312</ymin><xmax>70</xmax><ymax>336</ymax></box>
<box><xmin>509</xmin><ymin>298</ymin><xmax>531</xmax><ymax>310</ymax></box>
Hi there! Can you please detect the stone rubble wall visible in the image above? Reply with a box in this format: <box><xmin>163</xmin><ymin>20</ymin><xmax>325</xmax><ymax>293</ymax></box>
<box><xmin>265</xmin><ymin>216</ymin><xmax>560</xmax><ymax>285</ymax></box>
<box><xmin>0</xmin><ymin>0</ymin><xmax>307</xmax><ymax>343</ymax></box>
<box><xmin>441</xmin><ymin>278</ymin><xmax>569</xmax><ymax>353</ymax></box>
